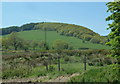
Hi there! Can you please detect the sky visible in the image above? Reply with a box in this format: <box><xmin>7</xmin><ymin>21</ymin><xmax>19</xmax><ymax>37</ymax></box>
<box><xmin>1</xmin><ymin>2</ymin><xmax>111</xmax><ymax>36</ymax></box>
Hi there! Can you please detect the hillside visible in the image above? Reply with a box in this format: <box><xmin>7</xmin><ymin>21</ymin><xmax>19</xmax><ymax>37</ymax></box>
<box><xmin>1</xmin><ymin>22</ymin><xmax>108</xmax><ymax>45</ymax></box>
<box><xmin>3</xmin><ymin>30</ymin><xmax>110</xmax><ymax>49</ymax></box>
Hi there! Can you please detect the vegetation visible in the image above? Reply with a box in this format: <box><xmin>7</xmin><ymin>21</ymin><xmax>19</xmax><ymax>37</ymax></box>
<box><xmin>106</xmin><ymin>1</ymin><xmax>120</xmax><ymax>63</ymax></box>
<box><xmin>2</xmin><ymin>49</ymin><xmax>115</xmax><ymax>80</ymax></box>
<box><xmin>0</xmin><ymin>23</ymin><xmax>38</xmax><ymax>35</ymax></box>
<box><xmin>1</xmin><ymin>22</ymin><xmax>108</xmax><ymax>45</ymax></box>
<box><xmin>2</xmin><ymin>30</ymin><xmax>111</xmax><ymax>50</ymax></box>
<box><xmin>52</xmin><ymin>40</ymin><xmax>70</xmax><ymax>50</ymax></box>
<box><xmin>1</xmin><ymin>2</ymin><xmax>120</xmax><ymax>82</ymax></box>
<box><xmin>69</xmin><ymin>65</ymin><xmax>120</xmax><ymax>82</ymax></box>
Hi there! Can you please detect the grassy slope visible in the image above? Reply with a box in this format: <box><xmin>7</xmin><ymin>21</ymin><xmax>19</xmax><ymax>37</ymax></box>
<box><xmin>16</xmin><ymin>30</ymin><xmax>111</xmax><ymax>49</ymax></box>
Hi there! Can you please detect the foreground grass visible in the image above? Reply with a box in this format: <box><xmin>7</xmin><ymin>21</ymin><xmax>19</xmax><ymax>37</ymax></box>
<box><xmin>69</xmin><ymin>64</ymin><xmax>120</xmax><ymax>82</ymax></box>
<box><xmin>28</xmin><ymin>63</ymin><xmax>95</xmax><ymax>80</ymax></box>
<box><xmin>2</xmin><ymin>62</ymin><xmax>95</xmax><ymax>81</ymax></box>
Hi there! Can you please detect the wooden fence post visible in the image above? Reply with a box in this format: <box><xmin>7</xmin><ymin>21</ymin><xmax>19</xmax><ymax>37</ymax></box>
<box><xmin>84</xmin><ymin>55</ymin><xmax>86</xmax><ymax>71</ymax></box>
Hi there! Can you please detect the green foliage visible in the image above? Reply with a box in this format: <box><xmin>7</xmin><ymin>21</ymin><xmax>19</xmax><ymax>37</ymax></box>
<box><xmin>38</xmin><ymin>41</ymin><xmax>49</xmax><ymax>50</ymax></box>
<box><xmin>20</xmin><ymin>23</ymin><xmax>38</xmax><ymax>31</ymax></box>
<box><xmin>52</xmin><ymin>40</ymin><xmax>69</xmax><ymax>50</ymax></box>
<box><xmin>1</xmin><ymin>26</ymin><xmax>21</xmax><ymax>35</ymax></box>
<box><xmin>19</xmin><ymin>40</ymin><xmax>30</xmax><ymax>51</ymax></box>
<box><xmin>1</xmin><ymin>23</ymin><xmax>38</xmax><ymax>35</ymax></box>
<box><xmin>106</xmin><ymin>2</ymin><xmax>120</xmax><ymax>59</ymax></box>
<box><xmin>2</xmin><ymin>38</ymin><xmax>10</xmax><ymax>50</ymax></box>
<box><xmin>8</xmin><ymin>32</ymin><xmax>25</xmax><ymax>50</ymax></box>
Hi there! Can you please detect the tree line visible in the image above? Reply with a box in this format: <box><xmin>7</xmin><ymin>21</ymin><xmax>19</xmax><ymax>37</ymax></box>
<box><xmin>0</xmin><ymin>23</ymin><xmax>38</xmax><ymax>35</ymax></box>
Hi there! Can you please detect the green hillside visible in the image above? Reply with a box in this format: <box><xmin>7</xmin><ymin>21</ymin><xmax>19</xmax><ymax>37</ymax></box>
<box><xmin>13</xmin><ymin>30</ymin><xmax>110</xmax><ymax>49</ymax></box>
<box><xmin>1</xmin><ymin>22</ymin><xmax>108</xmax><ymax>45</ymax></box>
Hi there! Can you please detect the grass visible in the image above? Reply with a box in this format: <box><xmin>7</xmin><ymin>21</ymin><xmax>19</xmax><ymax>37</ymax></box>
<box><xmin>2</xmin><ymin>61</ymin><xmax>96</xmax><ymax>80</ymax></box>
<box><xmin>69</xmin><ymin>64</ymin><xmax>120</xmax><ymax>82</ymax></box>
<box><xmin>28</xmin><ymin>63</ymin><xmax>96</xmax><ymax>80</ymax></box>
<box><xmin>4</xmin><ymin>30</ymin><xmax>111</xmax><ymax>49</ymax></box>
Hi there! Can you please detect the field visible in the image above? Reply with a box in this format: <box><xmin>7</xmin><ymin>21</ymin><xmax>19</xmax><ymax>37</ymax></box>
<box><xmin>3</xmin><ymin>30</ymin><xmax>111</xmax><ymax>49</ymax></box>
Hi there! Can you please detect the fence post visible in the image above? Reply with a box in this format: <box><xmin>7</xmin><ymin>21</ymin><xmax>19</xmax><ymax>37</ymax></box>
<box><xmin>84</xmin><ymin>54</ymin><xmax>86</xmax><ymax>71</ymax></box>
<box><xmin>58</xmin><ymin>54</ymin><xmax>60</xmax><ymax>72</ymax></box>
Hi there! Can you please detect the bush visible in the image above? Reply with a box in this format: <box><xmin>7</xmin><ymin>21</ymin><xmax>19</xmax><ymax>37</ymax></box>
<box><xmin>64</xmin><ymin>56</ymin><xmax>70</xmax><ymax>62</ymax></box>
<box><xmin>104</xmin><ymin>58</ymin><xmax>113</xmax><ymax>65</ymax></box>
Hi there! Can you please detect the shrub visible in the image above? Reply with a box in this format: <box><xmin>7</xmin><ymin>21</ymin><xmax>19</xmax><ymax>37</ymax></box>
<box><xmin>64</xmin><ymin>56</ymin><xmax>70</xmax><ymax>62</ymax></box>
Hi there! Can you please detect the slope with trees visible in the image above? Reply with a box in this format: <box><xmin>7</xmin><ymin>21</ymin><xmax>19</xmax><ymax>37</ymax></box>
<box><xmin>1</xmin><ymin>22</ymin><xmax>108</xmax><ymax>45</ymax></box>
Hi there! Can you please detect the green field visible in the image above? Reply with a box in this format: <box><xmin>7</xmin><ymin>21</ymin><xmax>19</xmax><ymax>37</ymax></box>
<box><xmin>13</xmin><ymin>30</ymin><xmax>111</xmax><ymax>49</ymax></box>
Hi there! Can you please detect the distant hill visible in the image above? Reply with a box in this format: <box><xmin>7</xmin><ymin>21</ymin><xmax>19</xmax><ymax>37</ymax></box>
<box><xmin>0</xmin><ymin>22</ymin><xmax>108</xmax><ymax>45</ymax></box>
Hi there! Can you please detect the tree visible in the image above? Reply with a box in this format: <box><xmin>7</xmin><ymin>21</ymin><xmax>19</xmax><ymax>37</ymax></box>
<box><xmin>20</xmin><ymin>23</ymin><xmax>38</xmax><ymax>31</ymax></box>
<box><xmin>52</xmin><ymin>40</ymin><xmax>69</xmax><ymax>50</ymax></box>
<box><xmin>2</xmin><ymin>38</ymin><xmax>10</xmax><ymax>50</ymax></box>
<box><xmin>38</xmin><ymin>41</ymin><xmax>49</xmax><ymax>50</ymax></box>
<box><xmin>106</xmin><ymin>1</ymin><xmax>120</xmax><ymax>64</ymax></box>
<box><xmin>19</xmin><ymin>40</ymin><xmax>30</xmax><ymax>52</ymax></box>
<box><xmin>9</xmin><ymin>32</ymin><xmax>23</xmax><ymax>50</ymax></box>
<box><xmin>1</xmin><ymin>26</ymin><xmax>20</xmax><ymax>35</ymax></box>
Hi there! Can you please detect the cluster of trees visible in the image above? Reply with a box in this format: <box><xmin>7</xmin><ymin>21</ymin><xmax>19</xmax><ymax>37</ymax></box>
<box><xmin>1</xmin><ymin>22</ymin><xmax>108</xmax><ymax>45</ymax></box>
<box><xmin>2</xmin><ymin>32</ymin><xmax>31</xmax><ymax>51</ymax></box>
<box><xmin>2</xmin><ymin>32</ymin><xmax>73</xmax><ymax>51</ymax></box>
<box><xmin>0</xmin><ymin>23</ymin><xmax>38</xmax><ymax>35</ymax></box>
